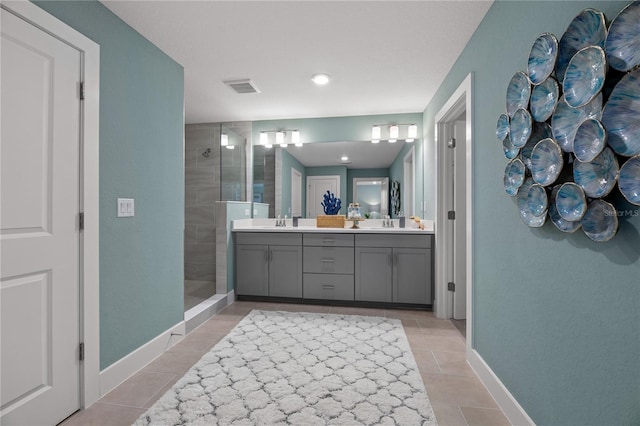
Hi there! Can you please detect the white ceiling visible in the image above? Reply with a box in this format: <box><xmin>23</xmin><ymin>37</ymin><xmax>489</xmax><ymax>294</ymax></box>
<box><xmin>101</xmin><ymin>1</ymin><xmax>493</xmax><ymax>124</ymax></box>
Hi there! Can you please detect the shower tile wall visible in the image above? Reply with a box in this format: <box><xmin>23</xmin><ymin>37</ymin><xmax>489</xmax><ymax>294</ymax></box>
<box><xmin>185</xmin><ymin>124</ymin><xmax>220</xmax><ymax>283</ymax></box>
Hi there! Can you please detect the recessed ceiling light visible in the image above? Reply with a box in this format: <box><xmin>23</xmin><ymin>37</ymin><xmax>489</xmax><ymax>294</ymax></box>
<box><xmin>311</xmin><ymin>73</ymin><xmax>330</xmax><ymax>85</ymax></box>
<box><xmin>341</xmin><ymin>155</ymin><xmax>349</xmax><ymax>162</ymax></box>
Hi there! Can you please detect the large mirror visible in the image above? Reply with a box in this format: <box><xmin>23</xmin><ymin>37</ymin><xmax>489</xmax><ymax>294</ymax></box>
<box><xmin>253</xmin><ymin>139</ymin><xmax>418</xmax><ymax>218</ymax></box>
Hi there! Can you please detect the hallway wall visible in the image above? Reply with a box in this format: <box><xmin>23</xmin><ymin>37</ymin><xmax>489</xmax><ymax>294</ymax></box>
<box><xmin>422</xmin><ymin>1</ymin><xmax>639</xmax><ymax>424</ymax></box>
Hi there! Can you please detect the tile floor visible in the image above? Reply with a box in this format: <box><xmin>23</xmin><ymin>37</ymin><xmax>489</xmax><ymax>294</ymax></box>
<box><xmin>61</xmin><ymin>301</ymin><xmax>510</xmax><ymax>426</ymax></box>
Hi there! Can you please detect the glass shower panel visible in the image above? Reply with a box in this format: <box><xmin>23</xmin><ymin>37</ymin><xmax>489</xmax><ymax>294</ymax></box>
<box><xmin>220</xmin><ymin>124</ymin><xmax>246</xmax><ymax>201</ymax></box>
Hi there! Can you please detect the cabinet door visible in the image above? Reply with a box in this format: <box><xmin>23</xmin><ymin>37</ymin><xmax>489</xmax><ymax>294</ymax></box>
<box><xmin>236</xmin><ymin>244</ymin><xmax>269</xmax><ymax>296</ymax></box>
<box><xmin>269</xmin><ymin>245</ymin><xmax>302</xmax><ymax>298</ymax></box>
<box><xmin>355</xmin><ymin>247</ymin><xmax>393</xmax><ymax>302</ymax></box>
<box><xmin>393</xmin><ymin>248</ymin><xmax>431</xmax><ymax>304</ymax></box>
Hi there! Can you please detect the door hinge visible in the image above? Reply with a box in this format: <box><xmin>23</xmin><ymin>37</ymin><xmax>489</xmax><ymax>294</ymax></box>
<box><xmin>79</xmin><ymin>342</ymin><xmax>85</xmax><ymax>361</ymax></box>
<box><xmin>448</xmin><ymin>282</ymin><xmax>456</xmax><ymax>292</ymax></box>
<box><xmin>79</xmin><ymin>212</ymin><xmax>84</xmax><ymax>230</ymax></box>
<box><xmin>448</xmin><ymin>210</ymin><xmax>456</xmax><ymax>220</ymax></box>
<box><xmin>79</xmin><ymin>82</ymin><xmax>85</xmax><ymax>100</ymax></box>
<box><xmin>447</xmin><ymin>138</ymin><xmax>456</xmax><ymax>148</ymax></box>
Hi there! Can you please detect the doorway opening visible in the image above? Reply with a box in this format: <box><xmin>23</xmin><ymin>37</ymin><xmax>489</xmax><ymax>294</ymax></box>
<box><xmin>435</xmin><ymin>74</ymin><xmax>473</xmax><ymax>347</ymax></box>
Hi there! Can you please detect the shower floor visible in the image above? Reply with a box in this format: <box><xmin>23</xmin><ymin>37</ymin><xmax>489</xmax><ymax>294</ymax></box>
<box><xmin>184</xmin><ymin>280</ymin><xmax>217</xmax><ymax>311</ymax></box>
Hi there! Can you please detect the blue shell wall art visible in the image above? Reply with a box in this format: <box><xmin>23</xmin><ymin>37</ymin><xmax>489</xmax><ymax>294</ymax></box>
<box><xmin>497</xmin><ymin>1</ymin><xmax>640</xmax><ymax>242</ymax></box>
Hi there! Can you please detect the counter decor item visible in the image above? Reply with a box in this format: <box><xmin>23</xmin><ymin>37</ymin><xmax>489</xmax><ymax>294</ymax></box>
<box><xmin>347</xmin><ymin>202</ymin><xmax>363</xmax><ymax>228</ymax></box>
<box><xmin>496</xmin><ymin>1</ymin><xmax>640</xmax><ymax>241</ymax></box>
<box><xmin>391</xmin><ymin>180</ymin><xmax>401</xmax><ymax>215</ymax></box>
<box><xmin>317</xmin><ymin>191</ymin><xmax>345</xmax><ymax>228</ymax></box>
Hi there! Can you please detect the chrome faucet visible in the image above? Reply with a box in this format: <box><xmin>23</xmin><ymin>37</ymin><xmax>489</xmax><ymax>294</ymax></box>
<box><xmin>275</xmin><ymin>215</ymin><xmax>287</xmax><ymax>227</ymax></box>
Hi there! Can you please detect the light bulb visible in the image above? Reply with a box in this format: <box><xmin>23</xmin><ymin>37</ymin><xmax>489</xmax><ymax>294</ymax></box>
<box><xmin>372</xmin><ymin>126</ymin><xmax>381</xmax><ymax>140</ymax></box>
<box><xmin>371</xmin><ymin>139</ymin><xmax>380</xmax><ymax>144</ymax></box>
<box><xmin>311</xmin><ymin>73</ymin><xmax>330</xmax><ymax>85</ymax></box>
<box><xmin>225</xmin><ymin>145</ymin><xmax>235</xmax><ymax>150</ymax></box>
<box><xmin>259</xmin><ymin>132</ymin><xmax>268</xmax><ymax>145</ymax></box>
<box><xmin>389</xmin><ymin>125</ymin><xmax>399</xmax><ymax>142</ymax></box>
<box><xmin>221</xmin><ymin>133</ymin><xmax>228</xmax><ymax>146</ymax></box>
<box><xmin>292</xmin><ymin>131</ymin><xmax>302</xmax><ymax>147</ymax></box>
<box><xmin>408</xmin><ymin>124</ymin><xmax>418</xmax><ymax>138</ymax></box>
<box><xmin>276</xmin><ymin>131</ymin><xmax>286</xmax><ymax>147</ymax></box>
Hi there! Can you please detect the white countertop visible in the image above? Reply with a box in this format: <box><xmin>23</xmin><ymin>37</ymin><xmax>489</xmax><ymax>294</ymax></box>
<box><xmin>232</xmin><ymin>218</ymin><xmax>434</xmax><ymax>235</ymax></box>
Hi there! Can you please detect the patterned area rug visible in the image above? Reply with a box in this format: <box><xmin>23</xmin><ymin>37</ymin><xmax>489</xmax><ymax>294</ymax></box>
<box><xmin>135</xmin><ymin>310</ymin><xmax>437</xmax><ymax>425</ymax></box>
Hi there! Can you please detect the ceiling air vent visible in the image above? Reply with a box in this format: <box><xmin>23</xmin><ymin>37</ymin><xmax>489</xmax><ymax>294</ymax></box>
<box><xmin>223</xmin><ymin>79</ymin><xmax>260</xmax><ymax>94</ymax></box>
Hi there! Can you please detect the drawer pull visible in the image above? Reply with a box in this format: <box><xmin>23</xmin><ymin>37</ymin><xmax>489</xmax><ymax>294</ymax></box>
<box><xmin>322</xmin><ymin>284</ymin><xmax>335</xmax><ymax>289</ymax></box>
<box><xmin>321</xmin><ymin>258</ymin><xmax>335</xmax><ymax>262</ymax></box>
<box><xmin>322</xmin><ymin>239</ymin><xmax>334</xmax><ymax>244</ymax></box>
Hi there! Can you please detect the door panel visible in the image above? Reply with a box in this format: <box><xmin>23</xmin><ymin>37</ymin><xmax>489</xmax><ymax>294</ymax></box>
<box><xmin>355</xmin><ymin>247</ymin><xmax>392</xmax><ymax>302</ymax></box>
<box><xmin>269</xmin><ymin>245</ymin><xmax>302</xmax><ymax>297</ymax></box>
<box><xmin>1</xmin><ymin>9</ymin><xmax>81</xmax><ymax>424</ymax></box>
<box><xmin>393</xmin><ymin>248</ymin><xmax>431</xmax><ymax>304</ymax></box>
<box><xmin>236</xmin><ymin>245</ymin><xmax>269</xmax><ymax>296</ymax></box>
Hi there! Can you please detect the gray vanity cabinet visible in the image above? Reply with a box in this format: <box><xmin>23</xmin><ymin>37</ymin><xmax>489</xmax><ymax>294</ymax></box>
<box><xmin>355</xmin><ymin>234</ymin><xmax>432</xmax><ymax>304</ymax></box>
<box><xmin>235</xmin><ymin>233</ymin><xmax>302</xmax><ymax>298</ymax></box>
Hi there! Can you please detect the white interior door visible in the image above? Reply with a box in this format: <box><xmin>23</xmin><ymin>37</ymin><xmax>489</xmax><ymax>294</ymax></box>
<box><xmin>306</xmin><ymin>175</ymin><xmax>340</xmax><ymax>218</ymax></box>
<box><xmin>1</xmin><ymin>8</ymin><xmax>82</xmax><ymax>425</ymax></box>
<box><xmin>291</xmin><ymin>168</ymin><xmax>302</xmax><ymax>217</ymax></box>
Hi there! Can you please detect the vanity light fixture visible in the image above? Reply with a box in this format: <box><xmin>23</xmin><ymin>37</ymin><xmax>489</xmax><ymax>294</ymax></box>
<box><xmin>221</xmin><ymin>133</ymin><xmax>229</xmax><ymax>147</ymax></box>
<box><xmin>370</xmin><ymin>123</ymin><xmax>419</xmax><ymax>143</ymax></box>
<box><xmin>406</xmin><ymin>124</ymin><xmax>418</xmax><ymax>142</ymax></box>
<box><xmin>389</xmin><ymin>125</ymin><xmax>399</xmax><ymax>143</ymax></box>
<box><xmin>311</xmin><ymin>73</ymin><xmax>331</xmax><ymax>86</ymax></box>
<box><xmin>371</xmin><ymin>125</ymin><xmax>381</xmax><ymax>143</ymax></box>
<box><xmin>260</xmin><ymin>129</ymin><xmax>302</xmax><ymax>149</ymax></box>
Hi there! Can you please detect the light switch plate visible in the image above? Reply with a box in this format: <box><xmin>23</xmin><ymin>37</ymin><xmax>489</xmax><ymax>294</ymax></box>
<box><xmin>117</xmin><ymin>198</ymin><xmax>135</xmax><ymax>217</ymax></box>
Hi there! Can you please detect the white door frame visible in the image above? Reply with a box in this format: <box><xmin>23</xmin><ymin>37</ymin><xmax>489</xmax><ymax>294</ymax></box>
<box><xmin>403</xmin><ymin>146</ymin><xmax>415</xmax><ymax>217</ymax></box>
<box><xmin>434</xmin><ymin>74</ymin><xmax>473</xmax><ymax>348</ymax></box>
<box><xmin>291</xmin><ymin>168</ymin><xmax>302</xmax><ymax>217</ymax></box>
<box><xmin>3</xmin><ymin>1</ymin><xmax>101</xmax><ymax>408</ymax></box>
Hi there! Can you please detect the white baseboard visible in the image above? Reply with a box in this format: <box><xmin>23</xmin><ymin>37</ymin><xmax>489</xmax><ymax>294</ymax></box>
<box><xmin>99</xmin><ymin>321</ymin><xmax>185</xmax><ymax>397</ymax></box>
<box><xmin>468</xmin><ymin>349</ymin><xmax>535</xmax><ymax>426</ymax></box>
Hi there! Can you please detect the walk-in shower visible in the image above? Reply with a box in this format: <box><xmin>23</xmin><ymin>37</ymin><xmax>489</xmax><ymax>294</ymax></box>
<box><xmin>184</xmin><ymin>122</ymin><xmax>248</xmax><ymax>312</ymax></box>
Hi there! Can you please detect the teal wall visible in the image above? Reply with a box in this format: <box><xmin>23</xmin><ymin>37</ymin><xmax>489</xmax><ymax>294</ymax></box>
<box><xmin>307</xmin><ymin>166</ymin><xmax>348</xmax><ymax>215</ymax></box>
<box><xmin>422</xmin><ymin>1</ymin><xmax>639</xmax><ymax>424</ymax></box>
<box><xmin>280</xmin><ymin>149</ymin><xmax>307</xmax><ymax>217</ymax></box>
<box><xmin>34</xmin><ymin>1</ymin><xmax>185</xmax><ymax>370</ymax></box>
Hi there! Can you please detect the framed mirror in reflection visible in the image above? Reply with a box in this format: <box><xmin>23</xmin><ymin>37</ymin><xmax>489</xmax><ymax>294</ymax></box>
<box><xmin>253</xmin><ymin>140</ymin><xmax>415</xmax><ymax>218</ymax></box>
<box><xmin>353</xmin><ymin>178</ymin><xmax>389</xmax><ymax>218</ymax></box>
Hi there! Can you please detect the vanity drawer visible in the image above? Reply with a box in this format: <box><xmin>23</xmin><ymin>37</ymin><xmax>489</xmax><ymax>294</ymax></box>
<box><xmin>303</xmin><ymin>247</ymin><xmax>354</xmax><ymax>274</ymax></box>
<box><xmin>355</xmin><ymin>234</ymin><xmax>432</xmax><ymax>249</ymax></box>
<box><xmin>303</xmin><ymin>273</ymin><xmax>354</xmax><ymax>300</ymax></box>
<box><xmin>303</xmin><ymin>233</ymin><xmax>354</xmax><ymax>247</ymax></box>
<box><xmin>236</xmin><ymin>232</ymin><xmax>301</xmax><ymax>246</ymax></box>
